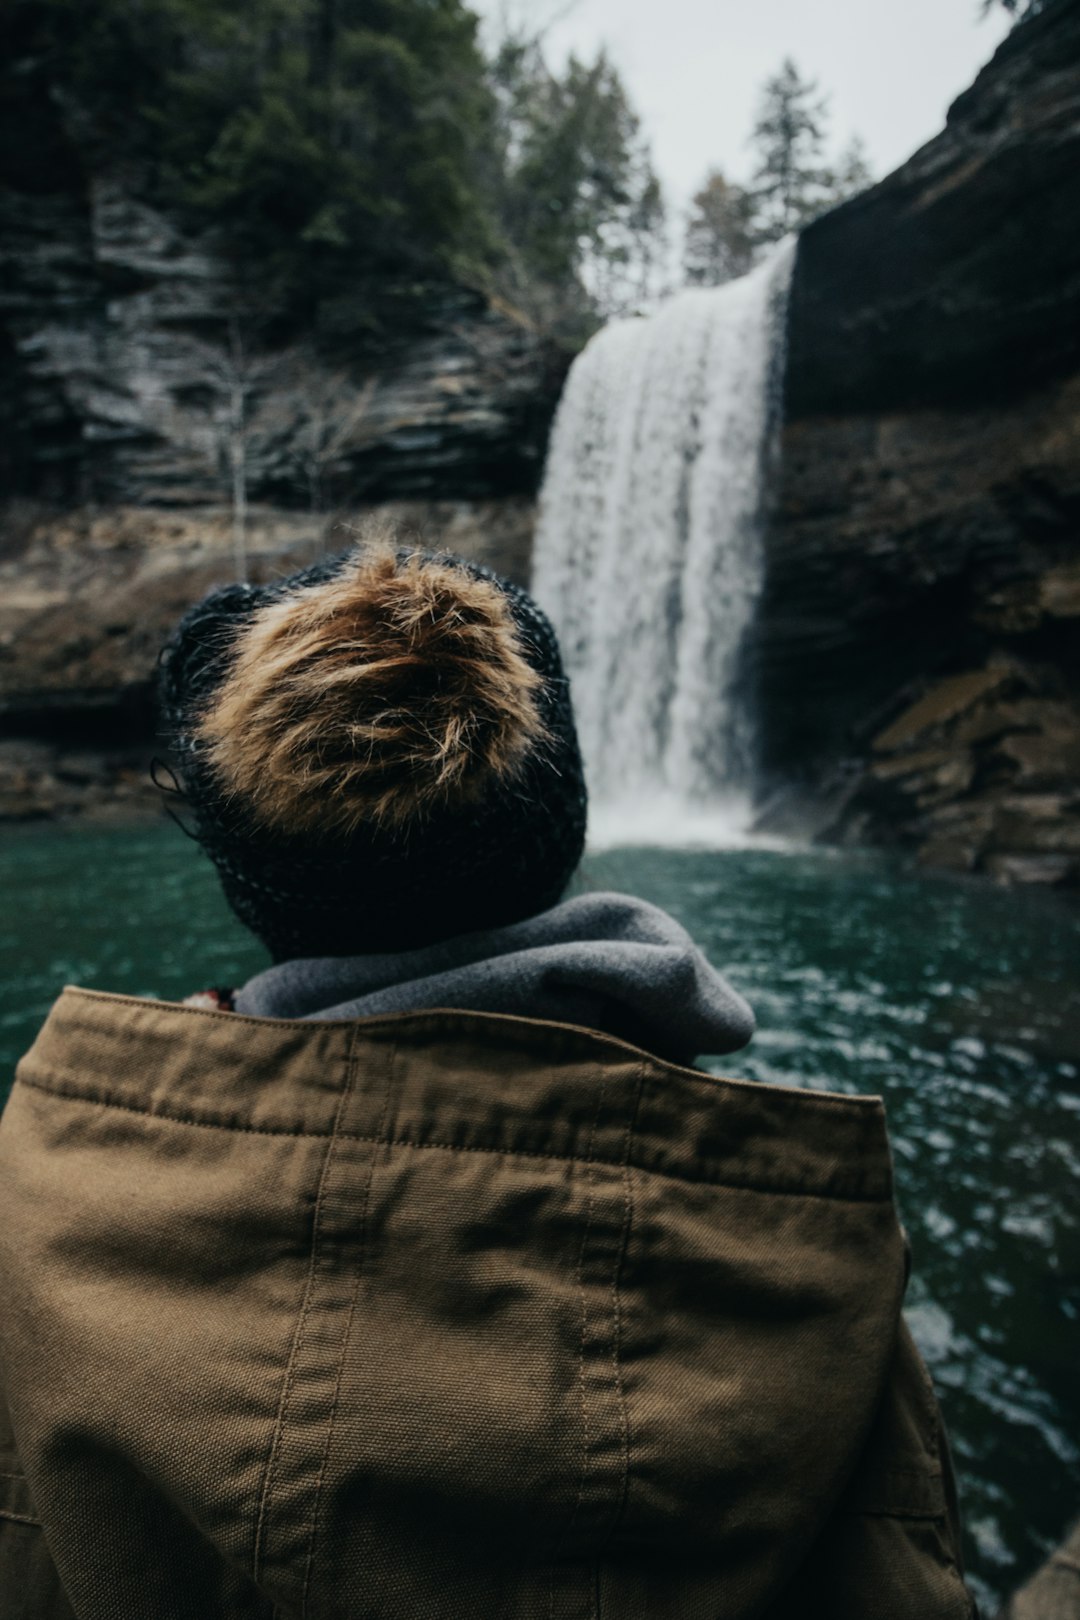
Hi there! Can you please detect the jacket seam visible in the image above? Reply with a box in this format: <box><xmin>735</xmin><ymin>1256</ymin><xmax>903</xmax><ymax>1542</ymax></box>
<box><xmin>599</xmin><ymin>1063</ymin><xmax>645</xmax><ymax>1556</ymax></box>
<box><xmin>52</xmin><ymin>988</ymin><xmax>882</xmax><ymax>1111</ymax></box>
<box><xmin>847</xmin><ymin>1506</ymin><xmax>954</xmax><ymax>1522</ymax></box>
<box><xmin>865</xmin><ymin>1465</ymin><xmax>945</xmax><ymax>1479</ymax></box>
<box><xmin>250</xmin><ymin>1028</ymin><xmax>361</xmax><ymax>1587</ymax></box>
<box><xmin>11</xmin><ymin>1078</ymin><xmax>892</xmax><ymax>1203</ymax></box>
<box><xmin>553</xmin><ymin>1068</ymin><xmax>608</xmax><ymax>1585</ymax></box>
<box><xmin>300</xmin><ymin>1032</ymin><xmax>395</xmax><ymax>1614</ymax></box>
<box><xmin>0</xmin><ymin>1507</ymin><xmax>40</xmax><ymax>1527</ymax></box>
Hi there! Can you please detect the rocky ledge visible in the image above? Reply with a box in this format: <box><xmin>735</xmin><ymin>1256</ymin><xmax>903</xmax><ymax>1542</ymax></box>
<box><xmin>0</xmin><ymin>497</ymin><xmax>536</xmax><ymax>820</ymax></box>
<box><xmin>769</xmin><ymin>659</ymin><xmax>1080</xmax><ymax>887</ymax></box>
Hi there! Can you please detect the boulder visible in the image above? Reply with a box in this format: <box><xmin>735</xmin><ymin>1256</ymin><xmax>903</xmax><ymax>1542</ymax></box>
<box><xmin>819</xmin><ymin>664</ymin><xmax>1080</xmax><ymax>885</ymax></box>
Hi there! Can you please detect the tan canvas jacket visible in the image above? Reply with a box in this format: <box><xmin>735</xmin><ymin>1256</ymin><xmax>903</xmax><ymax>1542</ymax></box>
<box><xmin>0</xmin><ymin>987</ymin><xmax>974</xmax><ymax>1620</ymax></box>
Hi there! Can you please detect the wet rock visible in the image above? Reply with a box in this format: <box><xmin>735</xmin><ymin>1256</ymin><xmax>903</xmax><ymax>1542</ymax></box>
<box><xmin>785</xmin><ymin>0</ymin><xmax>1080</xmax><ymax>418</ymax></box>
<box><xmin>757</xmin><ymin>0</ymin><xmax>1080</xmax><ymax>887</ymax></box>
<box><xmin>0</xmin><ymin>495</ymin><xmax>536</xmax><ymax>817</ymax></box>
<box><xmin>824</xmin><ymin>665</ymin><xmax>1080</xmax><ymax>886</ymax></box>
<box><xmin>867</xmin><ymin>748</ymin><xmax>975</xmax><ymax>811</ymax></box>
<box><xmin>0</xmin><ymin>55</ymin><xmax>568</xmax><ymax>509</ymax></box>
<box><xmin>985</xmin><ymin>853</ymin><xmax>1077</xmax><ymax>886</ymax></box>
<box><xmin>0</xmin><ymin>737</ymin><xmax>162</xmax><ymax>822</ymax></box>
<box><xmin>872</xmin><ymin>671</ymin><xmax>1017</xmax><ymax>755</ymax></box>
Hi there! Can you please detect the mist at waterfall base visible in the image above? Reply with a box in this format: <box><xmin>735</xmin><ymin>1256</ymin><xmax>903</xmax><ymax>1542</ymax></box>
<box><xmin>2</xmin><ymin>822</ymin><xmax>1078</xmax><ymax>1609</ymax></box>
<box><xmin>532</xmin><ymin>239</ymin><xmax>796</xmax><ymax>845</ymax></box>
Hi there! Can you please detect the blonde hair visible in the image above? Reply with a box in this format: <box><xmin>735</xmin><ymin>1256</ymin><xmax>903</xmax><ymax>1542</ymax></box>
<box><xmin>195</xmin><ymin>543</ymin><xmax>547</xmax><ymax>838</ymax></box>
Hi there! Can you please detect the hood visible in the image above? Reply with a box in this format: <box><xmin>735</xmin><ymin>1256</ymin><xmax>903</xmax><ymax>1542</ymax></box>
<box><xmin>0</xmin><ymin>987</ymin><xmax>958</xmax><ymax>1620</ymax></box>
<box><xmin>232</xmin><ymin>891</ymin><xmax>756</xmax><ymax>1064</ymax></box>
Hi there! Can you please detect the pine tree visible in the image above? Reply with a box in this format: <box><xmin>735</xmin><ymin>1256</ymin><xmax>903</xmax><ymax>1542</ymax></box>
<box><xmin>748</xmin><ymin>57</ymin><xmax>832</xmax><ymax>242</ymax></box>
<box><xmin>20</xmin><ymin>0</ymin><xmax>497</xmax><ymax>323</ymax></box>
<box><xmin>682</xmin><ymin>170</ymin><xmax>757</xmax><ymax>287</ymax></box>
<box><xmin>485</xmin><ymin>34</ymin><xmax>668</xmax><ymax>330</ymax></box>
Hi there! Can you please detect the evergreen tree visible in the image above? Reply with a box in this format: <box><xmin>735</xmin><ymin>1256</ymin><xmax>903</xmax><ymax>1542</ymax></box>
<box><xmin>682</xmin><ymin>170</ymin><xmax>757</xmax><ymax>287</ymax></box>
<box><xmin>16</xmin><ymin>0</ymin><xmax>497</xmax><ymax>326</ymax></box>
<box><xmin>485</xmin><ymin>33</ymin><xmax>667</xmax><ymax>331</ymax></box>
<box><xmin>748</xmin><ymin>57</ymin><xmax>832</xmax><ymax>242</ymax></box>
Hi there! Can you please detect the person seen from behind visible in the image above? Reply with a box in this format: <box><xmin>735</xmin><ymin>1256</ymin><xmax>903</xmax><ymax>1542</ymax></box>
<box><xmin>0</xmin><ymin>535</ymin><xmax>976</xmax><ymax>1618</ymax></box>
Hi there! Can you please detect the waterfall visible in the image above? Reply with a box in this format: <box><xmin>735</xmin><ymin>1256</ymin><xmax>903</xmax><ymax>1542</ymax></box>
<box><xmin>531</xmin><ymin>238</ymin><xmax>796</xmax><ymax>844</ymax></box>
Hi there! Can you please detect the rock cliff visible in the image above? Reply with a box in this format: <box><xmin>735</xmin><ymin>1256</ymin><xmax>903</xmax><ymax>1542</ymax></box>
<box><xmin>754</xmin><ymin>0</ymin><xmax>1080</xmax><ymax>886</ymax></box>
<box><xmin>2</xmin><ymin>0</ymin><xmax>1079</xmax><ymax>885</ymax></box>
<box><xmin>0</xmin><ymin>31</ymin><xmax>564</xmax><ymax>508</ymax></box>
<box><xmin>0</xmin><ymin>21</ymin><xmax>560</xmax><ymax>817</ymax></box>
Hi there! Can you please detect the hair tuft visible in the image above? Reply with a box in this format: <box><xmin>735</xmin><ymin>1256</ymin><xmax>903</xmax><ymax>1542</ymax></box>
<box><xmin>195</xmin><ymin>543</ymin><xmax>548</xmax><ymax>837</ymax></box>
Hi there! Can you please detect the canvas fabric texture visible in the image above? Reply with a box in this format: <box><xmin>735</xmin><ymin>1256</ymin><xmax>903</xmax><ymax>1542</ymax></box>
<box><xmin>0</xmin><ymin>987</ymin><xmax>974</xmax><ymax>1620</ymax></box>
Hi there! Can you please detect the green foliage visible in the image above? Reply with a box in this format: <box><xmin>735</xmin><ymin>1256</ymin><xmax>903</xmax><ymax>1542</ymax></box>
<box><xmin>748</xmin><ymin>56</ymin><xmax>833</xmax><ymax>243</ymax></box>
<box><xmin>18</xmin><ymin>0</ymin><xmax>497</xmax><ymax>322</ymax></box>
<box><xmin>483</xmin><ymin>32</ymin><xmax>667</xmax><ymax>334</ymax></box>
<box><xmin>13</xmin><ymin>0</ymin><xmax>666</xmax><ymax>341</ymax></box>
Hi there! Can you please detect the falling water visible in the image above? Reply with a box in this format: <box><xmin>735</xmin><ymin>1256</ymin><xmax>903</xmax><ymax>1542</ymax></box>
<box><xmin>532</xmin><ymin>238</ymin><xmax>796</xmax><ymax>844</ymax></box>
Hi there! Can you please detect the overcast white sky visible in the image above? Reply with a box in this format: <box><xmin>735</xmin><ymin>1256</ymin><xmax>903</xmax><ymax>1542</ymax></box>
<box><xmin>472</xmin><ymin>0</ymin><xmax>1013</xmax><ymax>212</ymax></box>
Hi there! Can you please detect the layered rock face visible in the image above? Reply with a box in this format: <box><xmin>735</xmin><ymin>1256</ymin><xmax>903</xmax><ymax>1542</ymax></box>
<box><xmin>0</xmin><ymin>87</ymin><xmax>562</xmax><ymax>508</ymax></box>
<box><xmin>0</xmin><ymin>498</ymin><xmax>536</xmax><ymax>818</ymax></box>
<box><xmin>0</xmin><ymin>26</ymin><xmax>559</xmax><ymax>818</ymax></box>
<box><xmin>756</xmin><ymin>0</ymin><xmax>1080</xmax><ymax>884</ymax></box>
<box><xmin>3</xmin><ymin>0</ymin><xmax>1079</xmax><ymax>884</ymax></box>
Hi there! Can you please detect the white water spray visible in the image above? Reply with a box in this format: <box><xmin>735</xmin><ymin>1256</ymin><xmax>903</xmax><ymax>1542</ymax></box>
<box><xmin>532</xmin><ymin>239</ymin><xmax>796</xmax><ymax>845</ymax></box>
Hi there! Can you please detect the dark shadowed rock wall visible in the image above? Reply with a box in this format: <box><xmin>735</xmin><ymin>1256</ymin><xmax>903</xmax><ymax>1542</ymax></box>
<box><xmin>0</xmin><ymin>23</ymin><xmax>566</xmax><ymax>508</ymax></box>
<box><xmin>755</xmin><ymin>0</ymin><xmax>1080</xmax><ymax>884</ymax></box>
<box><xmin>0</xmin><ymin>28</ymin><xmax>564</xmax><ymax>818</ymax></box>
<box><xmin>2</xmin><ymin>0</ymin><xmax>1079</xmax><ymax>876</ymax></box>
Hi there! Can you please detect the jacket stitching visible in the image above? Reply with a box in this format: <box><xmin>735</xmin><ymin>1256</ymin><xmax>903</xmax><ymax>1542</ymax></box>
<box><xmin>864</xmin><ymin>1465</ymin><xmax>944</xmax><ymax>1479</ymax></box>
<box><xmin>48</xmin><ymin>988</ymin><xmax>887</xmax><ymax>1112</ymax></box>
<box><xmin>300</xmin><ymin>1032</ymin><xmax>395</xmax><ymax>1615</ymax></box>
<box><xmin>251</xmin><ymin>1029</ymin><xmax>360</xmax><ymax>1587</ymax></box>
<box><xmin>600</xmin><ymin>1063</ymin><xmax>646</xmax><ymax>1556</ymax></box>
<box><xmin>549</xmin><ymin>1074</ymin><xmax>607</xmax><ymax>1617</ymax></box>
<box><xmin>11</xmin><ymin>1078</ymin><xmax>891</xmax><ymax>1203</ymax></box>
<box><xmin>0</xmin><ymin>1507</ymin><xmax>40</xmax><ymax>1527</ymax></box>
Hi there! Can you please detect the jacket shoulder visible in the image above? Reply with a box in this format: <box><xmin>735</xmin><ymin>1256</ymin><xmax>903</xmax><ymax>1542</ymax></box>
<box><xmin>765</xmin><ymin>1319</ymin><xmax>976</xmax><ymax>1620</ymax></box>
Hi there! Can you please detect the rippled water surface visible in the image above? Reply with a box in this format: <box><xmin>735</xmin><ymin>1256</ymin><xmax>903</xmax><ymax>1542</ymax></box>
<box><xmin>2</xmin><ymin>822</ymin><xmax>1078</xmax><ymax>1608</ymax></box>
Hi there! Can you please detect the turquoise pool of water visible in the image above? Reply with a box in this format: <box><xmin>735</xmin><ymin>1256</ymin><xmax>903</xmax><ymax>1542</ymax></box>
<box><xmin>1</xmin><ymin>820</ymin><xmax>1078</xmax><ymax>1608</ymax></box>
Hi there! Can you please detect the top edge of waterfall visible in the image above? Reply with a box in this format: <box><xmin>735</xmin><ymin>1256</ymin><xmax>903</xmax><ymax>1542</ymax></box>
<box><xmin>574</xmin><ymin>235</ymin><xmax>798</xmax><ymax>356</ymax></box>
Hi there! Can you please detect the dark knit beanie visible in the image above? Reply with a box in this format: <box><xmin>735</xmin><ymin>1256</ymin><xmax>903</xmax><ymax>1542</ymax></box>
<box><xmin>157</xmin><ymin>539</ymin><xmax>588</xmax><ymax>961</ymax></box>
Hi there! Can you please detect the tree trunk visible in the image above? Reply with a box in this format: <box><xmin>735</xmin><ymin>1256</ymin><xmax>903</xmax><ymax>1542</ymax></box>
<box><xmin>231</xmin><ymin>426</ymin><xmax>247</xmax><ymax>584</ymax></box>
